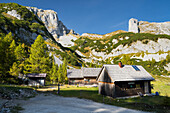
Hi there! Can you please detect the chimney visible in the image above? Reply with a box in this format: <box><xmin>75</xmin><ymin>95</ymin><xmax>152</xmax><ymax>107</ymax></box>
<box><xmin>119</xmin><ymin>61</ymin><xmax>123</xmax><ymax>68</ymax></box>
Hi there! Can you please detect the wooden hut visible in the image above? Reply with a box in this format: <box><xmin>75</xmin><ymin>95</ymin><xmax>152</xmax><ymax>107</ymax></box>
<box><xmin>67</xmin><ymin>68</ymin><xmax>101</xmax><ymax>85</ymax></box>
<box><xmin>96</xmin><ymin>64</ymin><xmax>154</xmax><ymax>98</ymax></box>
<box><xmin>67</xmin><ymin>69</ymin><xmax>84</xmax><ymax>85</ymax></box>
<box><xmin>82</xmin><ymin>68</ymin><xmax>101</xmax><ymax>85</ymax></box>
<box><xmin>27</xmin><ymin>73</ymin><xmax>47</xmax><ymax>86</ymax></box>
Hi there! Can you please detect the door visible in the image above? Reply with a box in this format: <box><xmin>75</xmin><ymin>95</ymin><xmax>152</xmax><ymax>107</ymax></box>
<box><xmin>144</xmin><ymin>81</ymin><xmax>149</xmax><ymax>94</ymax></box>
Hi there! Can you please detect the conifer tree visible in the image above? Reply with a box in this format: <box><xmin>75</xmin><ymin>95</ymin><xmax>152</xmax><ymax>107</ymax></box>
<box><xmin>10</xmin><ymin>44</ymin><xmax>26</xmax><ymax>77</ymax></box>
<box><xmin>14</xmin><ymin>44</ymin><xmax>26</xmax><ymax>62</ymax></box>
<box><xmin>62</xmin><ymin>58</ymin><xmax>68</xmax><ymax>83</ymax></box>
<box><xmin>58</xmin><ymin>64</ymin><xmax>63</xmax><ymax>84</ymax></box>
<box><xmin>49</xmin><ymin>60</ymin><xmax>58</xmax><ymax>84</ymax></box>
<box><xmin>10</xmin><ymin>62</ymin><xmax>22</xmax><ymax>77</ymax></box>
<box><xmin>0</xmin><ymin>37</ymin><xmax>4</xmax><ymax>77</ymax></box>
<box><xmin>0</xmin><ymin>32</ymin><xmax>14</xmax><ymax>77</ymax></box>
<box><xmin>24</xmin><ymin>35</ymin><xmax>50</xmax><ymax>74</ymax></box>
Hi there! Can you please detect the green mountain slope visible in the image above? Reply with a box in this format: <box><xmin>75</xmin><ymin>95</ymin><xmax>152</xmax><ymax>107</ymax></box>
<box><xmin>0</xmin><ymin>3</ymin><xmax>83</xmax><ymax>67</ymax></box>
<box><xmin>0</xmin><ymin>3</ymin><xmax>55</xmax><ymax>44</ymax></box>
<box><xmin>69</xmin><ymin>32</ymin><xmax>170</xmax><ymax>76</ymax></box>
<box><xmin>0</xmin><ymin>3</ymin><xmax>169</xmax><ymax>76</ymax></box>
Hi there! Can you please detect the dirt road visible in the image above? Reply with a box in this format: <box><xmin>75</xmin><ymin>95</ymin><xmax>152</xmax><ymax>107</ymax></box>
<box><xmin>15</xmin><ymin>94</ymin><xmax>148</xmax><ymax>113</ymax></box>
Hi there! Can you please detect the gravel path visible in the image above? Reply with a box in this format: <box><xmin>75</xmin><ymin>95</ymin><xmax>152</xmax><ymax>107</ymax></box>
<box><xmin>15</xmin><ymin>94</ymin><xmax>149</xmax><ymax>113</ymax></box>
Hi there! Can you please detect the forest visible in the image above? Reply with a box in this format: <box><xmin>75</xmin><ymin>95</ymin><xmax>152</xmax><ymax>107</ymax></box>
<box><xmin>0</xmin><ymin>32</ymin><xmax>68</xmax><ymax>84</ymax></box>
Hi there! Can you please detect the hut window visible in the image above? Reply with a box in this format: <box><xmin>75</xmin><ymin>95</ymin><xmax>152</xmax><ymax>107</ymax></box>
<box><xmin>128</xmin><ymin>82</ymin><xmax>136</xmax><ymax>88</ymax></box>
<box><xmin>84</xmin><ymin>78</ymin><xmax>90</xmax><ymax>82</ymax></box>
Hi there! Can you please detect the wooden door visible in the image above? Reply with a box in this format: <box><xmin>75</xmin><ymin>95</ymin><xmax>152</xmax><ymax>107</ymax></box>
<box><xmin>144</xmin><ymin>81</ymin><xmax>149</xmax><ymax>94</ymax></box>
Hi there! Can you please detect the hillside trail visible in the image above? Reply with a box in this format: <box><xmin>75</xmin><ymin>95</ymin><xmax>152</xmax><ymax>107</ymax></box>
<box><xmin>13</xmin><ymin>93</ymin><xmax>149</xmax><ymax>113</ymax></box>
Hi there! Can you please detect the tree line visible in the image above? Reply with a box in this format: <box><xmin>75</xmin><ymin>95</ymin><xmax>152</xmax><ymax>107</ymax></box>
<box><xmin>0</xmin><ymin>32</ymin><xmax>67</xmax><ymax>84</ymax></box>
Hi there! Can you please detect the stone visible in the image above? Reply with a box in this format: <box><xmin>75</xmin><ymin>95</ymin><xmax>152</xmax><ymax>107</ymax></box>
<box><xmin>128</xmin><ymin>18</ymin><xmax>139</xmax><ymax>33</ymax></box>
<box><xmin>27</xmin><ymin>7</ymin><xmax>73</xmax><ymax>40</ymax></box>
<box><xmin>128</xmin><ymin>18</ymin><xmax>170</xmax><ymax>35</ymax></box>
<box><xmin>7</xmin><ymin>10</ymin><xmax>21</xmax><ymax>20</ymax></box>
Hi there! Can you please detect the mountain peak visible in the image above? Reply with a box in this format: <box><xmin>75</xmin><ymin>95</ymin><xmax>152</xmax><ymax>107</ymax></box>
<box><xmin>27</xmin><ymin>6</ymin><xmax>72</xmax><ymax>40</ymax></box>
<box><xmin>128</xmin><ymin>18</ymin><xmax>170</xmax><ymax>35</ymax></box>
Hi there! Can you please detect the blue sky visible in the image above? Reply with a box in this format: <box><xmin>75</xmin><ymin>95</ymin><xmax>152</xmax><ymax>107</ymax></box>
<box><xmin>1</xmin><ymin>0</ymin><xmax>170</xmax><ymax>35</ymax></box>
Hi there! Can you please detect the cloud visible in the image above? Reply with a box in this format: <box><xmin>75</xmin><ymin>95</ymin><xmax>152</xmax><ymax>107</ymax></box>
<box><xmin>110</xmin><ymin>21</ymin><xmax>127</xmax><ymax>28</ymax></box>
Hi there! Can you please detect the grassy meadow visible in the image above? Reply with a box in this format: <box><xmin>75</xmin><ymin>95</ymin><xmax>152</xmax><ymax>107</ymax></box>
<box><xmin>0</xmin><ymin>75</ymin><xmax>170</xmax><ymax>112</ymax></box>
<box><xmin>151</xmin><ymin>75</ymin><xmax>170</xmax><ymax>96</ymax></box>
<box><xmin>53</xmin><ymin>85</ymin><xmax>170</xmax><ymax>113</ymax></box>
<box><xmin>51</xmin><ymin>75</ymin><xmax>170</xmax><ymax>112</ymax></box>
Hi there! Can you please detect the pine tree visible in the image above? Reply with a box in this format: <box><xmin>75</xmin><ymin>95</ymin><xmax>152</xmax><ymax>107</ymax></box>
<box><xmin>9</xmin><ymin>62</ymin><xmax>22</xmax><ymax>77</ymax></box>
<box><xmin>0</xmin><ymin>37</ymin><xmax>4</xmax><ymax>77</ymax></box>
<box><xmin>62</xmin><ymin>58</ymin><xmax>68</xmax><ymax>83</ymax></box>
<box><xmin>24</xmin><ymin>35</ymin><xmax>50</xmax><ymax>74</ymax></box>
<box><xmin>49</xmin><ymin>61</ymin><xmax>58</xmax><ymax>84</ymax></box>
<box><xmin>10</xmin><ymin>44</ymin><xmax>27</xmax><ymax>77</ymax></box>
<box><xmin>0</xmin><ymin>32</ymin><xmax>14</xmax><ymax>77</ymax></box>
<box><xmin>9</xmin><ymin>40</ymin><xmax>17</xmax><ymax>63</ymax></box>
<box><xmin>58</xmin><ymin>64</ymin><xmax>64</xmax><ymax>84</ymax></box>
<box><xmin>15</xmin><ymin>44</ymin><xmax>26</xmax><ymax>62</ymax></box>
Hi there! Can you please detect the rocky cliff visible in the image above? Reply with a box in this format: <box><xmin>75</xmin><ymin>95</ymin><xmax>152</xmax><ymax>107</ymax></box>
<box><xmin>129</xmin><ymin>18</ymin><xmax>170</xmax><ymax>35</ymax></box>
<box><xmin>27</xmin><ymin>7</ymin><xmax>76</xmax><ymax>40</ymax></box>
<box><xmin>0</xmin><ymin>3</ymin><xmax>55</xmax><ymax>44</ymax></box>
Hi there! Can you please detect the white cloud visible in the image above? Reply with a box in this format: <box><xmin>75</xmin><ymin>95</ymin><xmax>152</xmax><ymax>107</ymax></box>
<box><xmin>110</xmin><ymin>21</ymin><xmax>127</xmax><ymax>28</ymax></box>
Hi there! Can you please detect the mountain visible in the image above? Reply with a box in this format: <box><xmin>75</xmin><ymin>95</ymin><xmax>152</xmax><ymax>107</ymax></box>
<box><xmin>0</xmin><ymin>3</ymin><xmax>56</xmax><ymax>44</ymax></box>
<box><xmin>27</xmin><ymin>7</ymin><xmax>77</xmax><ymax>41</ymax></box>
<box><xmin>0</xmin><ymin>3</ymin><xmax>169</xmax><ymax>76</ymax></box>
<box><xmin>0</xmin><ymin>3</ymin><xmax>82</xmax><ymax>67</ymax></box>
<box><xmin>129</xmin><ymin>18</ymin><xmax>170</xmax><ymax>35</ymax></box>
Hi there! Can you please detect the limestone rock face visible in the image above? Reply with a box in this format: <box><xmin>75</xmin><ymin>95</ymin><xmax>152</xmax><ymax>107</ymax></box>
<box><xmin>7</xmin><ymin>10</ymin><xmax>22</xmax><ymax>20</ymax></box>
<box><xmin>128</xmin><ymin>18</ymin><xmax>170</xmax><ymax>35</ymax></box>
<box><xmin>129</xmin><ymin>18</ymin><xmax>139</xmax><ymax>33</ymax></box>
<box><xmin>27</xmin><ymin>7</ymin><xmax>73</xmax><ymax>40</ymax></box>
<box><xmin>138</xmin><ymin>21</ymin><xmax>170</xmax><ymax>35</ymax></box>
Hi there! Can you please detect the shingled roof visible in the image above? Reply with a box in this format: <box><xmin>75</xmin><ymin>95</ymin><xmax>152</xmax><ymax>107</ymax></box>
<box><xmin>67</xmin><ymin>69</ymin><xmax>83</xmax><ymax>78</ymax></box>
<box><xmin>67</xmin><ymin>68</ymin><xmax>101</xmax><ymax>78</ymax></box>
<box><xmin>82</xmin><ymin>68</ymin><xmax>101</xmax><ymax>77</ymax></box>
<box><xmin>97</xmin><ymin>65</ymin><xmax>154</xmax><ymax>81</ymax></box>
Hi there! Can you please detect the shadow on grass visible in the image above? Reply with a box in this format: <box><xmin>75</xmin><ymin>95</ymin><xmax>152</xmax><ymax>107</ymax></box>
<box><xmin>54</xmin><ymin>89</ymin><xmax>170</xmax><ymax>113</ymax></box>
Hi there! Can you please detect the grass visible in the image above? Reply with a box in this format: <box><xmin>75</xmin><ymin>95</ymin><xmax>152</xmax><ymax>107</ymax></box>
<box><xmin>151</xmin><ymin>75</ymin><xmax>170</xmax><ymax>96</ymax></box>
<box><xmin>1</xmin><ymin>75</ymin><xmax>170</xmax><ymax>112</ymax></box>
<box><xmin>0</xmin><ymin>84</ymin><xmax>36</xmax><ymax>90</ymax></box>
<box><xmin>50</xmin><ymin>83</ymin><xmax>170</xmax><ymax>113</ymax></box>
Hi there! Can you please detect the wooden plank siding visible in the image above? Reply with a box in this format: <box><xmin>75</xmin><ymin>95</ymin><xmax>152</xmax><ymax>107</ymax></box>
<box><xmin>98</xmin><ymin>82</ymin><xmax>115</xmax><ymax>97</ymax></box>
<box><xmin>97</xmin><ymin>65</ymin><xmax>154</xmax><ymax>98</ymax></box>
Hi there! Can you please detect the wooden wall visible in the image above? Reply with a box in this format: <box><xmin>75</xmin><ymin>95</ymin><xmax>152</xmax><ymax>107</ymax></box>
<box><xmin>98</xmin><ymin>82</ymin><xmax>115</xmax><ymax>97</ymax></box>
<box><xmin>115</xmin><ymin>81</ymin><xmax>151</xmax><ymax>97</ymax></box>
<box><xmin>68</xmin><ymin>77</ymin><xmax>98</xmax><ymax>85</ymax></box>
<box><xmin>97</xmin><ymin>67</ymin><xmax>152</xmax><ymax>97</ymax></box>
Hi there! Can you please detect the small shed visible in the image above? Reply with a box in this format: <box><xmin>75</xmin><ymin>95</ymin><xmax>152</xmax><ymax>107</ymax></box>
<box><xmin>27</xmin><ymin>73</ymin><xmax>47</xmax><ymax>86</ymax></box>
<box><xmin>82</xmin><ymin>68</ymin><xmax>101</xmax><ymax>84</ymax></box>
<box><xmin>67</xmin><ymin>68</ymin><xmax>101</xmax><ymax>85</ymax></box>
<box><xmin>67</xmin><ymin>69</ymin><xmax>84</xmax><ymax>85</ymax></box>
<box><xmin>96</xmin><ymin>64</ymin><xmax>154</xmax><ymax>97</ymax></box>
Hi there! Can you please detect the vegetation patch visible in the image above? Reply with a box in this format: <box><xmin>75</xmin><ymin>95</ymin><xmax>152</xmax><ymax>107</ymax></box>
<box><xmin>151</xmin><ymin>75</ymin><xmax>170</xmax><ymax>96</ymax></box>
<box><xmin>71</xmin><ymin>32</ymin><xmax>170</xmax><ymax>55</ymax></box>
<box><xmin>54</xmin><ymin>85</ymin><xmax>170</xmax><ymax>113</ymax></box>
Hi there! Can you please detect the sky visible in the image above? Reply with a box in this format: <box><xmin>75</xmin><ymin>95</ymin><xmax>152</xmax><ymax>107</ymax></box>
<box><xmin>1</xmin><ymin>0</ymin><xmax>170</xmax><ymax>35</ymax></box>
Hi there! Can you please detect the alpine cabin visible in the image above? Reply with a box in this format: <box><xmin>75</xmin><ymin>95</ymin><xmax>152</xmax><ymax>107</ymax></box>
<box><xmin>96</xmin><ymin>63</ymin><xmax>154</xmax><ymax>98</ymax></box>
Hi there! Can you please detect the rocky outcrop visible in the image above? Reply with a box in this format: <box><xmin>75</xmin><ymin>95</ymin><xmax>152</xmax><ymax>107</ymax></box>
<box><xmin>129</xmin><ymin>18</ymin><xmax>170</xmax><ymax>35</ymax></box>
<box><xmin>81</xmin><ymin>33</ymin><xmax>103</xmax><ymax>38</ymax></box>
<box><xmin>27</xmin><ymin>7</ymin><xmax>76</xmax><ymax>40</ymax></box>
<box><xmin>129</xmin><ymin>18</ymin><xmax>139</xmax><ymax>33</ymax></box>
<box><xmin>7</xmin><ymin>10</ymin><xmax>22</xmax><ymax>20</ymax></box>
